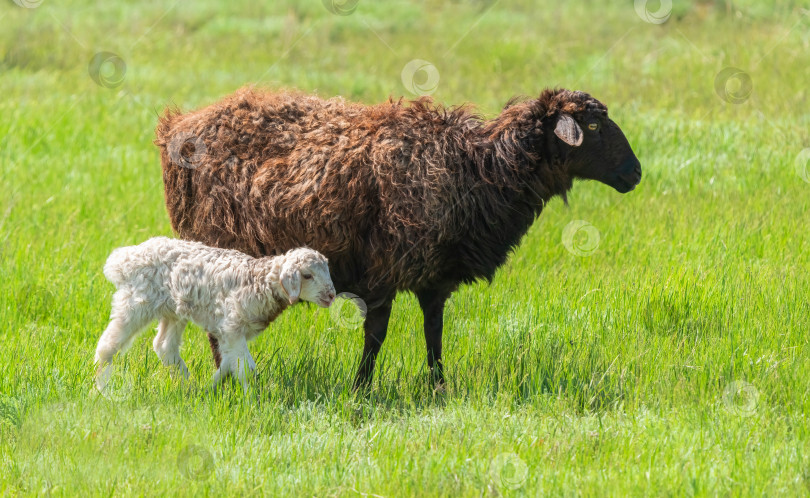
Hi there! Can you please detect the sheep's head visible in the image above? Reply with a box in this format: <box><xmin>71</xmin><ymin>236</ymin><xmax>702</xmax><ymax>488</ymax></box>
<box><xmin>276</xmin><ymin>248</ymin><xmax>336</xmax><ymax>307</ymax></box>
<box><xmin>542</xmin><ymin>89</ymin><xmax>641</xmax><ymax>193</ymax></box>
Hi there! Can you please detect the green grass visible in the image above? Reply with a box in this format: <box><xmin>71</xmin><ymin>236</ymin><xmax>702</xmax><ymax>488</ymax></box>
<box><xmin>2</xmin><ymin>0</ymin><xmax>810</xmax><ymax>495</ymax></box>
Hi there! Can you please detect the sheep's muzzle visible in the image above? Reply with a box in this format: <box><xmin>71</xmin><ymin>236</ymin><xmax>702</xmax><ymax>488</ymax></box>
<box><xmin>610</xmin><ymin>155</ymin><xmax>642</xmax><ymax>193</ymax></box>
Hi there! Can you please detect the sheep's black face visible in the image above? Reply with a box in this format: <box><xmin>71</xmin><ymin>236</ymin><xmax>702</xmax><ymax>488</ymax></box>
<box><xmin>554</xmin><ymin>106</ymin><xmax>641</xmax><ymax>194</ymax></box>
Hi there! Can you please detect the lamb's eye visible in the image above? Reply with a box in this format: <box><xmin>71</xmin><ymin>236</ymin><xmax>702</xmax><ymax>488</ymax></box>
<box><xmin>588</xmin><ymin>122</ymin><xmax>599</xmax><ymax>131</ymax></box>
<box><xmin>302</xmin><ymin>274</ymin><xmax>313</xmax><ymax>280</ymax></box>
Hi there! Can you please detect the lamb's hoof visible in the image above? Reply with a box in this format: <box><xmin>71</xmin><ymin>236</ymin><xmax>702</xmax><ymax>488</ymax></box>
<box><xmin>169</xmin><ymin>366</ymin><xmax>190</xmax><ymax>382</ymax></box>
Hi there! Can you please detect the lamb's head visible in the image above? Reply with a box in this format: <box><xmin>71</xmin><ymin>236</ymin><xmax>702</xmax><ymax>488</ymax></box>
<box><xmin>275</xmin><ymin>248</ymin><xmax>336</xmax><ymax>307</ymax></box>
<box><xmin>541</xmin><ymin>89</ymin><xmax>641</xmax><ymax>193</ymax></box>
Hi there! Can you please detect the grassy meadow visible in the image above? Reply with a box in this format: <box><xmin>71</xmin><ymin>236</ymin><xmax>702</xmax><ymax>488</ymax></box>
<box><xmin>1</xmin><ymin>0</ymin><xmax>810</xmax><ymax>495</ymax></box>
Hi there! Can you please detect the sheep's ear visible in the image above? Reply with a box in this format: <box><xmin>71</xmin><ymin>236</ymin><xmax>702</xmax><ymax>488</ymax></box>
<box><xmin>280</xmin><ymin>262</ymin><xmax>301</xmax><ymax>305</ymax></box>
<box><xmin>554</xmin><ymin>114</ymin><xmax>583</xmax><ymax>147</ymax></box>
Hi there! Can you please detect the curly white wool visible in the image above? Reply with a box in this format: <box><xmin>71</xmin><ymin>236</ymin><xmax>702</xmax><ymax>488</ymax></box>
<box><xmin>94</xmin><ymin>237</ymin><xmax>335</xmax><ymax>392</ymax></box>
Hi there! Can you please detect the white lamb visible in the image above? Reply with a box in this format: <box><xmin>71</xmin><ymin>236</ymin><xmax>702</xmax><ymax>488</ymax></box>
<box><xmin>94</xmin><ymin>237</ymin><xmax>336</xmax><ymax>392</ymax></box>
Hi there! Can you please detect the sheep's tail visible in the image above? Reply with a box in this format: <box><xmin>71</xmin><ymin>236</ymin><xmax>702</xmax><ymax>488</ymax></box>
<box><xmin>102</xmin><ymin>246</ymin><xmax>137</xmax><ymax>288</ymax></box>
<box><xmin>154</xmin><ymin>106</ymin><xmax>183</xmax><ymax>149</ymax></box>
<box><xmin>154</xmin><ymin>106</ymin><xmax>192</xmax><ymax>234</ymax></box>
<box><xmin>154</xmin><ymin>106</ymin><xmax>194</xmax><ymax>237</ymax></box>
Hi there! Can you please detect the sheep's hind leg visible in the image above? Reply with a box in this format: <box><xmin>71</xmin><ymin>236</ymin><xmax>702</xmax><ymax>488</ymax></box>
<box><xmin>416</xmin><ymin>289</ymin><xmax>450</xmax><ymax>391</ymax></box>
<box><xmin>153</xmin><ymin>316</ymin><xmax>189</xmax><ymax>380</ymax></box>
<box><xmin>207</xmin><ymin>333</ymin><xmax>222</xmax><ymax>370</ymax></box>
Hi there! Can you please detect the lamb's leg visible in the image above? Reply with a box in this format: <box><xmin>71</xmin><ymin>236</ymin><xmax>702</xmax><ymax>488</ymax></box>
<box><xmin>94</xmin><ymin>294</ymin><xmax>155</xmax><ymax>391</ymax></box>
<box><xmin>416</xmin><ymin>289</ymin><xmax>450</xmax><ymax>390</ymax></box>
<box><xmin>353</xmin><ymin>300</ymin><xmax>393</xmax><ymax>390</ymax></box>
<box><xmin>211</xmin><ymin>335</ymin><xmax>255</xmax><ymax>393</ymax></box>
<box><xmin>233</xmin><ymin>349</ymin><xmax>257</xmax><ymax>393</ymax></box>
<box><xmin>152</xmin><ymin>317</ymin><xmax>189</xmax><ymax>379</ymax></box>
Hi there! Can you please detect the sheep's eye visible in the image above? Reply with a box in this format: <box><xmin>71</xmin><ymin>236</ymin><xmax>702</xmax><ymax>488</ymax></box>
<box><xmin>302</xmin><ymin>274</ymin><xmax>313</xmax><ymax>280</ymax></box>
<box><xmin>588</xmin><ymin>122</ymin><xmax>599</xmax><ymax>131</ymax></box>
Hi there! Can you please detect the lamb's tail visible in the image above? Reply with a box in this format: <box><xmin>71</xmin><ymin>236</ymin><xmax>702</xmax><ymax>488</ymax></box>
<box><xmin>104</xmin><ymin>239</ymin><xmax>164</xmax><ymax>288</ymax></box>
<box><xmin>103</xmin><ymin>247</ymin><xmax>136</xmax><ymax>287</ymax></box>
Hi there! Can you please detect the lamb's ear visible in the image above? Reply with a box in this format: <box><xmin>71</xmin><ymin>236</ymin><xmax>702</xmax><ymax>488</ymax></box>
<box><xmin>554</xmin><ymin>114</ymin><xmax>583</xmax><ymax>147</ymax></box>
<box><xmin>279</xmin><ymin>261</ymin><xmax>301</xmax><ymax>305</ymax></box>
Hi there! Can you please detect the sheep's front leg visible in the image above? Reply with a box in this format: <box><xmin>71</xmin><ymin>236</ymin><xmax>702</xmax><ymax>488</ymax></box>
<box><xmin>353</xmin><ymin>300</ymin><xmax>393</xmax><ymax>390</ymax></box>
<box><xmin>211</xmin><ymin>334</ymin><xmax>256</xmax><ymax>393</ymax></box>
<box><xmin>153</xmin><ymin>317</ymin><xmax>189</xmax><ymax>380</ymax></box>
<box><xmin>207</xmin><ymin>333</ymin><xmax>222</xmax><ymax>369</ymax></box>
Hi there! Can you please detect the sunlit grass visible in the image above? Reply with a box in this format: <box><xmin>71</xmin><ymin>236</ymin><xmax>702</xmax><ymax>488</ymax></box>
<box><xmin>1</xmin><ymin>0</ymin><xmax>809</xmax><ymax>495</ymax></box>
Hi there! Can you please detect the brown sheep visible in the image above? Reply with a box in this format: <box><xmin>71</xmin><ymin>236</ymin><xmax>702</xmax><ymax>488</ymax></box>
<box><xmin>155</xmin><ymin>87</ymin><xmax>641</xmax><ymax>389</ymax></box>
